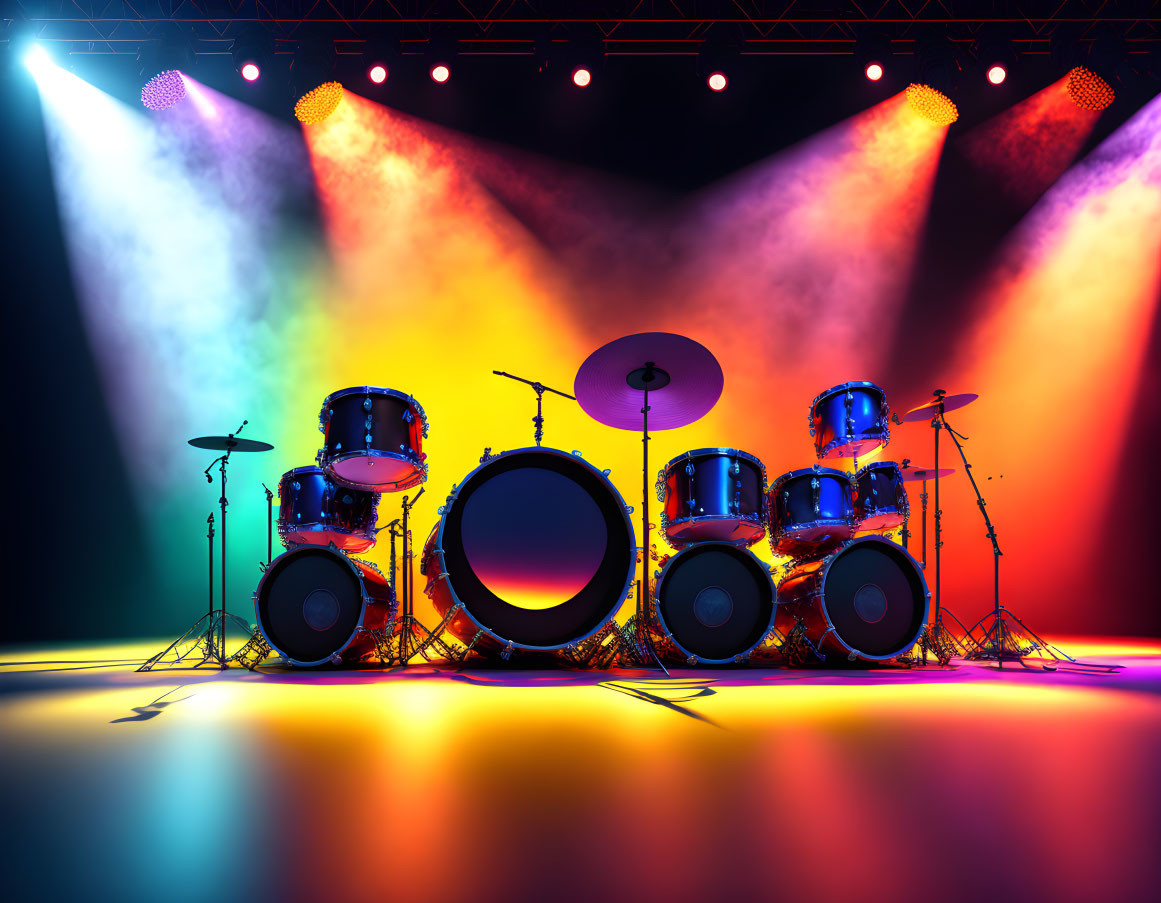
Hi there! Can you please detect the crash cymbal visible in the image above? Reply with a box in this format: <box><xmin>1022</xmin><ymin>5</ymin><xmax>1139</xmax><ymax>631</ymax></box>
<box><xmin>897</xmin><ymin>392</ymin><xmax>979</xmax><ymax>423</ymax></box>
<box><xmin>898</xmin><ymin>464</ymin><xmax>955</xmax><ymax>482</ymax></box>
<box><xmin>188</xmin><ymin>436</ymin><xmax>274</xmax><ymax>452</ymax></box>
<box><xmin>574</xmin><ymin>332</ymin><xmax>723</xmax><ymax>430</ymax></box>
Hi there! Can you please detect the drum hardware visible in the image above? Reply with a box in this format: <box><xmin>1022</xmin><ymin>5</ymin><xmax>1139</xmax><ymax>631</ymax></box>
<box><xmin>140</xmin><ymin>425</ymin><xmax>272</xmax><ymax>672</ymax></box>
<box><xmin>231</xmin><ymin>628</ymin><xmax>273</xmax><ymax>670</ymax></box>
<box><xmin>262</xmin><ymin>482</ymin><xmax>273</xmax><ymax>567</ymax></box>
<box><xmin>897</xmin><ymin>462</ymin><xmax>955</xmax><ymax>569</ymax></box>
<box><xmin>575</xmin><ymin>332</ymin><xmax>724</xmax><ymax>673</ymax></box>
<box><xmin>492</xmin><ymin>370</ymin><xmax>577</xmax><ymax>446</ymax></box>
<box><xmin>392</xmin><ymin>487</ymin><xmax>437</xmax><ymax>664</ymax></box>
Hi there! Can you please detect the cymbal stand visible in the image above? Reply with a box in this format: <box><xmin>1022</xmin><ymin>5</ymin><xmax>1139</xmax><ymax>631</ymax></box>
<box><xmin>262</xmin><ymin>482</ymin><xmax>273</xmax><ymax>567</ymax></box>
<box><xmin>392</xmin><ymin>488</ymin><xmax>442</xmax><ymax>664</ymax></box>
<box><xmin>140</xmin><ymin>422</ymin><xmax>253</xmax><ymax>671</ymax></box>
<box><xmin>492</xmin><ymin>370</ymin><xmax>576</xmax><ymax>446</ymax></box>
<box><xmin>937</xmin><ymin>414</ymin><xmax>1106</xmax><ymax>671</ymax></box>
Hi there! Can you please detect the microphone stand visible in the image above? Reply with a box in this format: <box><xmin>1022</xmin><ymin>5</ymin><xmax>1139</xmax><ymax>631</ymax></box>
<box><xmin>492</xmin><ymin>370</ymin><xmax>576</xmax><ymax>446</ymax></box>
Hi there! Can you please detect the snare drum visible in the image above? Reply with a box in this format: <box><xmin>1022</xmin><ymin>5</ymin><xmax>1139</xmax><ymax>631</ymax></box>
<box><xmin>318</xmin><ymin>386</ymin><xmax>429</xmax><ymax>492</ymax></box>
<box><xmin>277</xmin><ymin>466</ymin><xmax>380</xmax><ymax>553</ymax></box>
<box><xmin>768</xmin><ymin>465</ymin><xmax>856</xmax><ymax>558</ymax></box>
<box><xmin>657</xmin><ymin>448</ymin><xmax>767</xmax><ymax>549</ymax></box>
<box><xmin>854</xmin><ymin>461</ymin><xmax>908</xmax><ymax>533</ymax></box>
<box><xmin>809</xmin><ymin>381</ymin><xmax>890</xmax><ymax>459</ymax></box>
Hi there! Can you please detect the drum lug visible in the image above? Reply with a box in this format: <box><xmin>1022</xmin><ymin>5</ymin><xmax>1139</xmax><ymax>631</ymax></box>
<box><xmin>685</xmin><ymin>655</ymin><xmax>698</xmax><ymax>666</ymax></box>
<box><xmin>363</xmin><ymin>397</ymin><xmax>373</xmax><ymax>412</ymax></box>
<box><xmin>500</xmin><ymin>642</ymin><xmax>515</xmax><ymax>661</ymax></box>
<box><xmin>329</xmin><ymin>652</ymin><xmax>343</xmax><ymax>665</ymax></box>
<box><xmin>571</xmin><ymin>450</ymin><xmax>584</xmax><ymax>458</ymax></box>
<box><xmin>625</xmin><ymin>504</ymin><xmax>634</xmax><ymax>515</ymax></box>
<box><xmin>811</xmin><ymin>477</ymin><xmax>821</xmax><ymax>517</ymax></box>
<box><xmin>655</xmin><ymin>468</ymin><xmax>667</xmax><ymax>502</ymax></box>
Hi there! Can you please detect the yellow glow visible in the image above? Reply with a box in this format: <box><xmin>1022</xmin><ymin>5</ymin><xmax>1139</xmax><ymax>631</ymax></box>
<box><xmin>906</xmin><ymin>83</ymin><xmax>958</xmax><ymax>125</ymax></box>
<box><xmin>295</xmin><ymin>81</ymin><xmax>344</xmax><ymax>124</ymax></box>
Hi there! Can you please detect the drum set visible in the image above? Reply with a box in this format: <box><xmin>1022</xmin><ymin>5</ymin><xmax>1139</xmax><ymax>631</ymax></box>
<box><xmin>143</xmin><ymin>332</ymin><xmax>1082</xmax><ymax>673</ymax></box>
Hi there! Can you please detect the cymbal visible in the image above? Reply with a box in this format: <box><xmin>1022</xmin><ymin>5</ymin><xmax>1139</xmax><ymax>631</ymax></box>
<box><xmin>897</xmin><ymin>393</ymin><xmax>979</xmax><ymax>423</ymax></box>
<box><xmin>898</xmin><ymin>464</ymin><xmax>955</xmax><ymax>482</ymax></box>
<box><xmin>574</xmin><ymin>332</ymin><xmax>723</xmax><ymax>430</ymax></box>
<box><xmin>188</xmin><ymin>436</ymin><xmax>274</xmax><ymax>452</ymax></box>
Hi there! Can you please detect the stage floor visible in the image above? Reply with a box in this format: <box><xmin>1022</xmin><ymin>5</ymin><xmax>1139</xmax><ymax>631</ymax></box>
<box><xmin>2</xmin><ymin>637</ymin><xmax>1159</xmax><ymax>903</ymax></box>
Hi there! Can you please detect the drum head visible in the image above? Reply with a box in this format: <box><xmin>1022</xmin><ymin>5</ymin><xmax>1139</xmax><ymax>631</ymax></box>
<box><xmin>820</xmin><ymin>539</ymin><xmax>928</xmax><ymax>658</ymax></box>
<box><xmin>656</xmin><ymin>544</ymin><xmax>774</xmax><ymax>662</ymax></box>
<box><xmin>256</xmin><ymin>546</ymin><xmax>365</xmax><ymax>665</ymax></box>
<box><xmin>439</xmin><ymin>449</ymin><xmax>634</xmax><ymax>648</ymax></box>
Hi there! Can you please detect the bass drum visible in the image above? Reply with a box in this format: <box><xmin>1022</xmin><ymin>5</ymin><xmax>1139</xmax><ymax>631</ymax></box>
<box><xmin>775</xmin><ymin>536</ymin><xmax>929</xmax><ymax>662</ymax></box>
<box><xmin>652</xmin><ymin>542</ymin><xmax>775</xmax><ymax>664</ymax></box>
<box><xmin>254</xmin><ymin>545</ymin><xmax>394</xmax><ymax>666</ymax></box>
<box><xmin>422</xmin><ymin>448</ymin><xmax>635</xmax><ymax>653</ymax></box>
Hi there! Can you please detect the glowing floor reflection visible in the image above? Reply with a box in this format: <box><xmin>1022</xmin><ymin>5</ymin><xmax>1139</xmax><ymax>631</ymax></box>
<box><xmin>2</xmin><ymin>639</ymin><xmax>1158</xmax><ymax>903</ymax></box>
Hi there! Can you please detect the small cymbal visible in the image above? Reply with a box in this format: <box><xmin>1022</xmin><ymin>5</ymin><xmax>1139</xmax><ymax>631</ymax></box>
<box><xmin>897</xmin><ymin>393</ymin><xmax>979</xmax><ymax>423</ymax></box>
<box><xmin>898</xmin><ymin>464</ymin><xmax>955</xmax><ymax>482</ymax></box>
<box><xmin>188</xmin><ymin>436</ymin><xmax>274</xmax><ymax>452</ymax></box>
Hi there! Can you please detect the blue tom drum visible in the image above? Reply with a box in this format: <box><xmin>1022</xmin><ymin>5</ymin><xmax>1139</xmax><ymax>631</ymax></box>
<box><xmin>318</xmin><ymin>386</ymin><xmax>429</xmax><ymax>492</ymax></box>
<box><xmin>854</xmin><ymin>461</ymin><xmax>908</xmax><ymax>533</ymax></box>
<box><xmin>657</xmin><ymin>448</ymin><xmax>767</xmax><ymax>549</ymax></box>
<box><xmin>277</xmin><ymin>465</ymin><xmax>380</xmax><ymax>553</ymax></box>
<box><xmin>768</xmin><ymin>465</ymin><xmax>857</xmax><ymax>558</ymax></box>
<box><xmin>809</xmin><ymin>381</ymin><xmax>890</xmax><ymax>460</ymax></box>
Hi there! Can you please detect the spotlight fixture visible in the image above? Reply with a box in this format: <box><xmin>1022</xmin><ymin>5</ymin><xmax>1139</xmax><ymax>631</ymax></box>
<box><xmin>561</xmin><ymin>36</ymin><xmax>605</xmax><ymax>88</ymax></box>
<box><xmin>232</xmin><ymin>25</ymin><xmax>273</xmax><ymax>84</ymax></box>
<box><xmin>909</xmin><ymin>34</ymin><xmax>960</xmax><ymax>124</ymax></box>
<box><xmin>138</xmin><ymin>26</ymin><xmax>193</xmax><ymax>110</ymax></box>
<box><xmin>1066</xmin><ymin>66</ymin><xmax>1114</xmax><ymax>111</ymax></box>
<box><xmin>856</xmin><ymin>33</ymin><xmax>892</xmax><ymax>83</ymax></box>
<box><xmin>141</xmin><ymin>70</ymin><xmax>187</xmax><ymax>111</ymax></box>
<box><xmin>23</xmin><ymin>43</ymin><xmax>52</xmax><ymax>75</ymax></box>
<box><xmin>291</xmin><ymin>38</ymin><xmax>340</xmax><ymax>122</ymax></box>
<box><xmin>363</xmin><ymin>37</ymin><xmax>399</xmax><ymax>87</ymax></box>
<box><xmin>571</xmin><ymin>66</ymin><xmax>592</xmax><ymax>87</ymax></box>
<box><xmin>697</xmin><ymin>32</ymin><xmax>738</xmax><ymax>92</ymax></box>
<box><xmin>426</xmin><ymin>35</ymin><xmax>456</xmax><ymax>84</ymax></box>
<box><xmin>974</xmin><ymin>28</ymin><xmax>1016</xmax><ymax>87</ymax></box>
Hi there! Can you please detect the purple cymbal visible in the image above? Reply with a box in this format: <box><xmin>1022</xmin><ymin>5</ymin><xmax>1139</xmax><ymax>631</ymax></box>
<box><xmin>897</xmin><ymin>393</ymin><xmax>979</xmax><ymax>423</ymax></box>
<box><xmin>575</xmin><ymin>333</ymin><xmax>723</xmax><ymax>430</ymax></box>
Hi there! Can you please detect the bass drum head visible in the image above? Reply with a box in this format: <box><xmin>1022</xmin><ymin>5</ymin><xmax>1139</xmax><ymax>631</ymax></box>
<box><xmin>439</xmin><ymin>449</ymin><xmax>634</xmax><ymax>649</ymax></box>
<box><xmin>255</xmin><ymin>546</ymin><xmax>366</xmax><ymax>665</ymax></box>
<box><xmin>656</xmin><ymin>543</ymin><xmax>774</xmax><ymax>662</ymax></box>
<box><xmin>820</xmin><ymin>539</ymin><xmax>928</xmax><ymax>658</ymax></box>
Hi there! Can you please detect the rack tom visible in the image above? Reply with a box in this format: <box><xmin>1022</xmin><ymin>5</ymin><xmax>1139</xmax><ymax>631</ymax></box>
<box><xmin>768</xmin><ymin>466</ymin><xmax>856</xmax><ymax>558</ymax></box>
<box><xmin>277</xmin><ymin>465</ymin><xmax>380</xmax><ymax>553</ymax></box>
<box><xmin>657</xmin><ymin>448</ymin><xmax>767</xmax><ymax>549</ymax></box>
<box><xmin>318</xmin><ymin>386</ymin><xmax>429</xmax><ymax>492</ymax></box>
<box><xmin>854</xmin><ymin>461</ymin><xmax>908</xmax><ymax>533</ymax></box>
<box><xmin>809</xmin><ymin>381</ymin><xmax>890</xmax><ymax>459</ymax></box>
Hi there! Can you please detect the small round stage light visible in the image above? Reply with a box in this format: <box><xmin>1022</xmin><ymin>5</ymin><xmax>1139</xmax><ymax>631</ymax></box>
<box><xmin>864</xmin><ymin>62</ymin><xmax>884</xmax><ymax>82</ymax></box>
<box><xmin>24</xmin><ymin>44</ymin><xmax>52</xmax><ymax>74</ymax></box>
<box><xmin>294</xmin><ymin>81</ymin><xmax>343</xmax><ymax>124</ymax></box>
<box><xmin>431</xmin><ymin>64</ymin><xmax>450</xmax><ymax>83</ymax></box>
<box><xmin>141</xmin><ymin>70</ymin><xmax>187</xmax><ymax>111</ymax></box>
<box><xmin>1066</xmin><ymin>66</ymin><xmax>1114</xmax><ymax>111</ymax></box>
<box><xmin>241</xmin><ymin>62</ymin><xmax>261</xmax><ymax>82</ymax></box>
<box><xmin>986</xmin><ymin>64</ymin><xmax>1007</xmax><ymax>85</ymax></box>
<box><xmin>368</xmin><ymin>64</ymin><xmax>387</xmax><ymax>85</ymax></box>
<box><xmin>707</xmin><ymin>71</ymin><xmax>728</xmax><ymax>92</ymax></box>
<box><xmin>572</xmin><ymin>67</ymin><xmax>592</xmax><ymax>87</ymax></box>
<box><xmin>905</xmin><ymin>83</ymin><xmax>959</xmax><ymax>125</ymax></box>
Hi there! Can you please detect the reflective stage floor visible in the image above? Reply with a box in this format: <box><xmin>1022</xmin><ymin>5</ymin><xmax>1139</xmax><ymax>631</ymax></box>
<box><xmin>2</xmin><ymin>637</ymin><xmax>1159</xmax><ymax>903</ymax></box>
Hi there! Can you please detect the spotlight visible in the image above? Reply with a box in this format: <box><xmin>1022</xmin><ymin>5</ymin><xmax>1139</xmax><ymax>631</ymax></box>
<box><xmin>697</xmin><ymin>31</ymin><xmax>738</xmax><ymax>93</ymax></box>
<box><xmin>572</xmin><ymin>66</ymin><xmax>592</xmax><ymax>87</ymax></box>
<box><xmin>292</xmin><ymin>38</ymin><xmax>339</xmax><ymax>121</ymax></box>
<box><xmin>974</xmin><ymin>28</ymin><xmax>1016</xmax><ymax>87</ymax></box>
<box><xmin>23</xmin><ymin>44</ymin><xmax>52</xmax><ymax>75</ymax></box>
<box><xmin>856</xmin><ymin>33</ymin><xmax>891</xmax><ymax>83</ymax></box>
<box><xmin>426</xmin><ymin>35</ymin><xmax>456</xmax><ymax>85</ymax></box>
<box><xmin>363</xmin><ymin>37</ymin><xmax>399</xmax><ymax>87</ymax></box>
<box><xmin>232</xmin><ymin>25</ymin><xmax>273</xmax><ymax>84</ymax></box>
<box><xmin>1066</xmin><ymin>66</ymin><xmax>1115</xmax><ymax>111</ymax></box>
<box><xmin>141</xmin><ymin>71</ymin><xmax>187</xmax><ymax>111</ymax></box>
<box><xmin>909</xmin><ymin>34</ymin><xmax>959</xmax><ymax>124</ymax></box>
<box><xmin>138</xmin><ymin>26</ymin><xmax>193</xmax><ymax>110</ymax></box>
<box><xmin>561</xmin><ymin>36</ymin><xmax>605</xmax><ymax>88</ymax></box>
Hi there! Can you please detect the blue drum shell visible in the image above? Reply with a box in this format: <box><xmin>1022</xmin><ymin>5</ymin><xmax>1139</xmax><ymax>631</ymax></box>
<box><xmin>659</xmin><ymin>448</ymin><xmax>767</xmax><ymax>548</ymax></box>
<box><xmin>854</xmin><ymin>461</ymin><xmax>908</xmax><ymax>532</ymax></box>
<box><xmin>768</xmin><ymin>466</ymin><xmax>856</xmax><ymax>557</ymax></box>
<box><xmin>809</xmin><ymin>381</ymin><xmax>889</xmax><ymax>459</ymax></box>
<box><xmin>278</xmin><ymin>465</ymin><xmax>380</xmax><ymax>553</ymax></box>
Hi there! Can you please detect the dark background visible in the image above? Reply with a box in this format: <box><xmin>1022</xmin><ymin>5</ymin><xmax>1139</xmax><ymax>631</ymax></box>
<box><xmin>3</xmin><ymin>48</ymin><xmax>1159</xmax><ymax>642</ymax></box>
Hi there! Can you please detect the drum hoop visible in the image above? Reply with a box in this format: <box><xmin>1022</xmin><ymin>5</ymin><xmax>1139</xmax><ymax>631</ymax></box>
<box><xmin>808</xmin><ymin>535</ymin><xmax>930</xmax><ymax>661</ymax></box>
<box><xmin>662</xmin><ymin>447</ymin><xmax>767</xmax><ymax>474</ymax></box>
<box><xmin>855</xmin><ymin>461</ymin><xmax>902</xmax><ymax>478</ymax></box>
<box><xmin>276</xmin><ymin>521</ymin><xmax>374</xmax><ymax>540</ymax></box>
<box><xmin>317</xmin><ymin>386</ymin><xmax>430</xmax><ymax>438</ymax></box>
<box><xmin>770</xmin><ymin>465</ymin><xmax>855</xmax><ymax>488</ymax></box>
<box><xmin>431</xmin><ymin>446</ymin><xmax>637</xmax><ymax>651</ymax></box>
<box><xmin>285</xmin><ymin>464</ymin><xmax>325</xmax><ymax>477</ymax></box>
<box><xmin>809</xmin><ymin>380</ymin><xmax>887</xmax><ymax>414</ymax></box>
<box><xmin>320</xmin><ymin>448</ymin><xmax>428</xmax><ymax>492</ymax></box>
<box><xmin>665</xmin><ymin>512</ymin><xmax>765</xmax><ymax>530</ymax></box>
<box><xmin>653</xmin><ymin>542</ymin><xmax>776</xmax><ymax>664</ymax></box>
<box><xmin>253</xmin><ymin>544</ymin><xmax>374</xmax><ymax>667</ymax></box>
